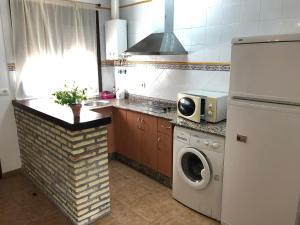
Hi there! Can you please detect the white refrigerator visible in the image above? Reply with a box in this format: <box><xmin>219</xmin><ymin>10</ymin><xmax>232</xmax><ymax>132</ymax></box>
<box><xmin>221</xmin><ymin>34</ymin><xmax>300</xmax><ymax>225</ymax></box>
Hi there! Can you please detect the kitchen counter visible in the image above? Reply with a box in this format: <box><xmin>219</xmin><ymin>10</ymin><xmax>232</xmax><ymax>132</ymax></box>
<box><xmin>171</xmin><ymin>117</ymin><xmax>226</xmax><ymax>137</ymax></box>
<box><xmin>85</xmin><ymin>99</ymin><xmax>226</xmax><ymax>137</ymax></box>
<box><xmin>12</xmin><ymin>99</ymin><xmax>112</xmax><ymax>225</ymax></box>
<box><xmin>12</xmin><ymin>99</ymin><xmax>111</xmax><ymax>131</ymax></box>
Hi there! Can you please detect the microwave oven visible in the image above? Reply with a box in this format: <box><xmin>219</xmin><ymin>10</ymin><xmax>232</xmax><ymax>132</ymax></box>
<box><xmin>177</xmin><ymin>90</ymin><xmax>227</xmax><ymax>123</ymax></box>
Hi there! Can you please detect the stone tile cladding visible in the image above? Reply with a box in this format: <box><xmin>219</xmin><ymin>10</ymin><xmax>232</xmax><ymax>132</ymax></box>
<box><xmin>14</xmin><ymin>107</ymin><xmax>111</xmax><ymax>225</ymax></box>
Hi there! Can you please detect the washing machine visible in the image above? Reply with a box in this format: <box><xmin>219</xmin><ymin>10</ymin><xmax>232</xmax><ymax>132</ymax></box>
<box><xmin>172</xmin><ymin>126</ymin><xmax>225</xmax><ymax>221</ymax></box>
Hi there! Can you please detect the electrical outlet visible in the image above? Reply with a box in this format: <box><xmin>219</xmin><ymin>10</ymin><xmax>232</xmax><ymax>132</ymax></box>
<box><xmin>140</xmin><ymin>82</ymin><xmax>146</xmax><ymax>88</ymax></box>
<box><xmin>0</xmin><ymin>88</ymin><xmax>9</xmax><ymax>96</ymax></box>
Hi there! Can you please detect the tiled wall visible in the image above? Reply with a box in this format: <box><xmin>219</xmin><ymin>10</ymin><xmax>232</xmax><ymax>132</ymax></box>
<box><xmin>108</xmin><ymin>0</ymin><xmax>300</xmax><ymax>100</ymax></box>
<box><xmin>115</xmin><ymin>65</ymin><xmax>230</xmax><ymax>101</ymax></box>
<box><xmin>120</xmin><ymin>0</ymin><xmax>300</xmax><ymax>62</ymax></box>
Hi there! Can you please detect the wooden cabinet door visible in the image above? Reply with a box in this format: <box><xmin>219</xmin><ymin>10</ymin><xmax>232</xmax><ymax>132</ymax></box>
<box><xmin>92</xmin><ymin>107</ymin><xmax>115</xmax><ymax>153</ymax></box>
<box><xmin>140</xmin><ymin>114</ymin><xmax>158</xmax><ymax>171</ymax></box>
<box><xmin>113</xmin><ymin>108</ymin><xmax>127</xmax><ymax>156</ymax></box>
<box><xmin>126</xmin><ymin>110</ymin><xmax>141</xmax><ymax>162</ymax></box>
<box><xmin>157</xmin><ymin>132</ymin><xmax>173</xmax><ymax>177</ymax></box>
<box><xmin>157</xmin><ymin>118</ymin><xmax>173</xmax><ymax>177</ymax></box>
<box><xmin>157</xmin><ymin>118</ymin><xmax>172</xmax><ymax>136</ymax></box>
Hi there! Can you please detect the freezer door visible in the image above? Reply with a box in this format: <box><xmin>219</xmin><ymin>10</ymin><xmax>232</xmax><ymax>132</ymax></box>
<box><xmin>221</xmin><ymin>100</ymin><xmax>300</xmax><ymax>225</ymax></box>
<box><xmin>230</xmin><ymin>41</ymin><xmax>300</xmax><ymax>104</ymax></box>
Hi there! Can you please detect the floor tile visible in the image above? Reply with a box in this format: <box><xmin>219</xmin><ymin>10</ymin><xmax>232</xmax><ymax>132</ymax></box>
<box><xmin>0</xmin><ymin>161</ymin><xmax>220</xmax><ymax>225</ymax></box>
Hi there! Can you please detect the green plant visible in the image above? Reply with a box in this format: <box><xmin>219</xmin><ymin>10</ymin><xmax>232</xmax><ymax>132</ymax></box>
<box><xmin>52</xmin><ymin>84</ymin><xmax>87</xmax><ymax>106</ymax></box>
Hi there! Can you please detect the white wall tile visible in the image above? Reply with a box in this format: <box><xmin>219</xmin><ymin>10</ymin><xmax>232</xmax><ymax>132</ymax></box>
<box><xmin>238</xmin><ymin>22</ymin><xmax>260</xmax><ymax>37</ymax></box>
<box><xmin>206</xmin><ymin>26</ymin><xmax>222</xmax><ymax>45</ymax></box>
<box><xmin>207</xmin><ymin>5</ymin><xmax>223</xmax><ymax>26</ymax></box>
<box><xmin>240</xmin><ymin>0</ymin><xmax>261</xmax><ymax>22</ymax></box>
<box><xmin>221</xmin><ymin>3</ymin><xmax>241</xmax><ymax>25</ymax></box>
<box><xmin>174</xmin><ymin>0</ymin><xmax>192</xmax><ymax>29</ymax></box>
<box><xmin>191</xmin><ymin>28</ymin><xmax>206</xmax><ymax>45</ymax></box>
<box><xmin>220</xmin><ymin>24</ymin><xmax>240</xmax><ymax>44</ymax></box>
<box><xmin>190</xmin><ymin>7</ymin><xmax>207</xmax><ymax>28</ymax></box>
<box><xmin>258</xmin><ymin>20</ymin><xmax>282</xmax><ymax>35</ymax></box>
<box><xmin>219</xmin><ymin>43</ymin><xmax>232</xmax><ymax>62</ymax></box>
<box><xmin>280</xmin><ymin>18</ymin><xmax>300</xmax><ymax>34</ymax></box>
<box><xmin>174</xmin><ymin>28</ymin><xmax>192</xmax><ymax>46</ymax></box>
<box><xmin>204</xmin><ymin>45</ymin><xmax>221</xmax><ymax>61</ymax></box>
<box><xmin>282</xmin><ymin>0</ymin><xmax>300</xmax><ymax>19</ymax></box>
<box><xmin>260</xmin><ymin>0</ymin><xmax>282</xmax><ymax>21</ymax></box>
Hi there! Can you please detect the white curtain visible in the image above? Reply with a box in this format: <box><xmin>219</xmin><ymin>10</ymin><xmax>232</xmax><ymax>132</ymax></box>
<box><xmin>10</xmin><ymin>0</ymin><xmax>99</xmax><ymax>100</ymax></box>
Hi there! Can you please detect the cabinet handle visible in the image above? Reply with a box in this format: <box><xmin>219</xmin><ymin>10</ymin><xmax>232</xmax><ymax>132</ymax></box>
<box><xmin>157</xmin><ymin>137</ymin><xmax>161</xmax><ymax>149</ymax></box>
<box><xmin>160</xmin><ymin>124</ymin><xmax>171</xmax><ymax>129</ymax></box>
<box><xmin>137</xmin><ymin>117</ymin><xmax>141</xmax><ymax>129</ymax></box>
<box><xmin>140</xmin><ymin>118</ymin><xmax>144</xmax><ymax>130</ymax></box>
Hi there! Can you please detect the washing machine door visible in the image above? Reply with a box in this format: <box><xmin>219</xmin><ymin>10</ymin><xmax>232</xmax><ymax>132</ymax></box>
<box><xmin>177</xmin><ymin>147</ymin><xmax>211</xmax><ymax>190</ymax></box>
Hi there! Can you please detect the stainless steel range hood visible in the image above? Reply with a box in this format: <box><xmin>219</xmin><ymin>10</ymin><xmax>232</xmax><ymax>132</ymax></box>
<box><xmin>124</xmin><ymin>0</ymin><xmax>187</xmax><ymax>56</ymax></box>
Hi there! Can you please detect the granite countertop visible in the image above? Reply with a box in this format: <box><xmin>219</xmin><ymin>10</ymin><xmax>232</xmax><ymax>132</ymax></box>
<box><xmin>84</xmin><ymin>99</ymin><xmax>226</xmax><ymax>137</ymax></box>
<box><xmin>12</xmin><ymin>99</ymin><xmax>111</xmax><ymax>131</ymax></box>
<box><xmin>171</xmin><ymin>117</ymin><xmax>226</xmax><ymax>137</ymax></box>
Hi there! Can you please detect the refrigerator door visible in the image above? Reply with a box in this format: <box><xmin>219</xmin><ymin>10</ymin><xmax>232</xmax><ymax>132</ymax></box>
<box><xmin>222</xmin><ymin>99</ymin><xmax>300</xmax><ymax>225</ymax></box>
<box><xmin>230</xmin><ymin>41</ymin><xmax>300</xmax><ymax>104</ymax></box>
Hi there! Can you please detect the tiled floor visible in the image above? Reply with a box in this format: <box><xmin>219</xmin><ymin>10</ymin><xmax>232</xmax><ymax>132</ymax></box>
<box><xmin>0</xmin><ymin>161</ymin><xmax>220</xmax><ymax>225</ymax></box>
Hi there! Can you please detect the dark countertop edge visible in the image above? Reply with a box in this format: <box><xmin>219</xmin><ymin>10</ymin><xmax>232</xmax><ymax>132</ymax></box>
<box><xmin>12</xmin><ymin>100</ymin><xmax>111</xmax><ymax>131</ymax></box>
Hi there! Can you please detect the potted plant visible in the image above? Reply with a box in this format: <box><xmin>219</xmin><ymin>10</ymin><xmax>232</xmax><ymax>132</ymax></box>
<box><xmin>52</xmin><ymin>84</ymin><xmax>87</xmax><ymax>117</ymax></box>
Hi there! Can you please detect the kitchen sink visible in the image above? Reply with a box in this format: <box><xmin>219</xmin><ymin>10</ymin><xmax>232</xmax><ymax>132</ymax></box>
<box><xmin>84</xmin><ymin>100</ymin><xmax>110</xmax><ymax>107</ymax></box>
<box><xmin>128</xmin><ymin>103</ymin><xmax>174</xmax><ymax>114</ymax></box>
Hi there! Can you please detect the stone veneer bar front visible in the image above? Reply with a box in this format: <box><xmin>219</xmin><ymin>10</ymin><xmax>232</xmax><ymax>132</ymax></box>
<box><xmin>12</xmin><ymin>99</ymin><xmax>112</xmax><ymax>225</ymax></box>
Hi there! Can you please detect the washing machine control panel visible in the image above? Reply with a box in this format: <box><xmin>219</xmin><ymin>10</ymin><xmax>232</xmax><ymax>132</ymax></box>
<box><xmin>175</xmin><ymin>131</ymin><xmax>190</xmax><ymax>144</ymax></box>
<box><xmin>190</xmin><ymin>134</ymin><xmax>223</xmax><ymax>152</ymax></box>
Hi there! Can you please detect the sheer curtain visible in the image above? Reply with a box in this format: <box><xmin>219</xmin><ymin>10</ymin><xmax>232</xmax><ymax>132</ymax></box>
<box><xmin>10</xmin><ymin>0</ymin><xmax>99</xmax><ymax>100</ymax></box>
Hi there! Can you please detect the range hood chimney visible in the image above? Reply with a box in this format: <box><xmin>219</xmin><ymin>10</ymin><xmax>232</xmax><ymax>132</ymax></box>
<box><xmin>111</xmin><ymin>0</ymin><xmax>119</xmax><ymax>19</ymax></box>
<box><xmin>124</xmin><ymin>0</ymin><xmax>187</xmax><ymax>55</ymax></box>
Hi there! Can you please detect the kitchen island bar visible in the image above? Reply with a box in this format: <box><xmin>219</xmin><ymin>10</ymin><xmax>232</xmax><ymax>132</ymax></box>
<box><xmin>12</xmin><ymin>99</ymin><xmax>112</xmax><ymax>225</ymax></box>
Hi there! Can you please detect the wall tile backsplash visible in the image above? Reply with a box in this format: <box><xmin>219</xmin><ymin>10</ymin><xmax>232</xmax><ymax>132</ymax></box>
<box><xmin>114</xmin><ymin>65</ymin><xmax>230</xmax><ymax>101</ymax></box>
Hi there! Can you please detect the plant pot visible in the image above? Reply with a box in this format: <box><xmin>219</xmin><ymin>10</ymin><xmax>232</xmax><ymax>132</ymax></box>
<box><xmin>69</xmin><ymin>103</ymin><xmax>82</xmax><ymax>118</ymax></box>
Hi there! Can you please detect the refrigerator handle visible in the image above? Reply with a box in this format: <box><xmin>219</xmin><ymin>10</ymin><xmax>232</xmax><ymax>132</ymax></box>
<box><xmin>237</xmin><ymin>134</ymin><xmax>247</xmax><ymax>143</ymax></box>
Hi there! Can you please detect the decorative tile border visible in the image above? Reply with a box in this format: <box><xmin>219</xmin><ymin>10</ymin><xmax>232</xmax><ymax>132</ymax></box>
<box><xmin>102</xmin><ymin>60</ymin><xmax>231</xmax><ymax>71</ymax></box>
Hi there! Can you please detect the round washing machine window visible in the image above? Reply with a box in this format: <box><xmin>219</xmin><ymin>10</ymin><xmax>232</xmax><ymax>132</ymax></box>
<box><xmin>177</xmin><ymin>147</ymin><xmax>211</xmax><ymax>190</ymax></box>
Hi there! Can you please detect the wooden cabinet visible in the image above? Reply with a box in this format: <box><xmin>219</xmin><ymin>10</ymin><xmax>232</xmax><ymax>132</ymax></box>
<box><xmin>126</xmin><ymin>110</ymin><xmax>141</xmax><ymax>162</ymax></box>
<box><xmin>140</xmin><ymin>114</ymin><xmax>158</xmax><ymax>171</ymax></box>
<box><xmin>113</xmin><ymin>108</ymin><xmax>128</xmax><ymax>155</ymax></box>
<box><xmin>157</xmin><ymin>119</ymin><xmax>173</xmax><ymax>177</ymax></box>
<box><xmin>92</xmin><ymin>107</ymin><xmax>115</xmax><ymax>153</ymax></box>
<box><xmin>98</xmin><ymin>107</ymin><xmax>173</xmax><ymax>178</ymax></box>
